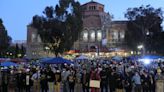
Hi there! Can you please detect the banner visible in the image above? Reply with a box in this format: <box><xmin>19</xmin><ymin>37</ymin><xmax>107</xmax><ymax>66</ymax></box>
<box><xmin>102</xmin><ymin>38</ymin><xmax>107</xmax><ymax>46</ymax></box>
<box><xmin>89</xmin><ymin>80</ymin><xmax>100</xmax><ymax>88</ymax></box>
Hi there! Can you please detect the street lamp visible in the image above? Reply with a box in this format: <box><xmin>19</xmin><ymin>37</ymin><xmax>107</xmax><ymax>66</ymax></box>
<box><xmin>137</xmin><ymin>45</ymin><xmax>143</xmax><ymax>49</ymax></box>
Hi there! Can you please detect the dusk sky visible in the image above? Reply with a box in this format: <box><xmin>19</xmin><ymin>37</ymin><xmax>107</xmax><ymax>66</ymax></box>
<box><xmin>0</xmin><ymin>0</ymin><xmax>164</xmax><ymax>41</ymax></box>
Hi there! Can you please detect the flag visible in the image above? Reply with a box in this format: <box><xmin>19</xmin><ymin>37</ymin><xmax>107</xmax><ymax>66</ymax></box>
<box><xmin>102</xmin><ymin>38</ymin><xmax>107</xmax><ymax>46</ymax></box>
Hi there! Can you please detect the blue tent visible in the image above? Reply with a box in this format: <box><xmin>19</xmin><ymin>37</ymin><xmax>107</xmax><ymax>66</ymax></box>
<box><xmin>126</xmin><ymin>56</ymin><xmax>139</xmax><ymax>60</ymax></box>
<box><xmin>140</xmin><ymin>55</ymin><xmax>162</xmax><ymax>59</ymax></box>
<box><xmin>1</xmin><ymin>61</ymin><xmax>18</xmax><ymax>67</ymax></box>
<box><xmin>112</xmin><ymin>56</ymin><xmax>123</xmax><ymax>61</ymax></box>
<box><xmin>41</xmin><ymin>57</ymin><xmax>73</xmax><ymax>64</ymax></box>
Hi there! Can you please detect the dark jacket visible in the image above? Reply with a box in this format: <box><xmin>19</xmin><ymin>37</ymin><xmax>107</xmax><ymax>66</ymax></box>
<box><xmin>81</xmin><ymin>72</ymin><xmax>90</xmax><ymax>86</ymax></box>
<box><xmin>47</xmin><ymin>70</ymin><xmax>55</xmax><ymax>82</ymax></box>
<box><xmin>40</xmin><ymin>74</ymin><xmax>48</xmax><ymax>89</ymax></box>
<box><xmin>100</xmin><ymin>69</ymin><xmax>108</xmax><ymax>84</ymax></box>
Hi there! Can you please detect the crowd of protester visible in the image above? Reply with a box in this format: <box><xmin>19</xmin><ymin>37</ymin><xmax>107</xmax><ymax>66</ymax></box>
<box><xmin>0</xmin><ymin>58</ymin><xmax>164</xmax><ymax>92</ymax></box>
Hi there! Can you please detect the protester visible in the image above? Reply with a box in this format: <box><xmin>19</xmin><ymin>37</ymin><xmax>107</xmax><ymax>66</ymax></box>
<box><xmin>124</xmin><ymin>72</ymin><xmax>132</xmax><ymax>92</ymax></box>
<box><xmin>31</xmin><ymin>69</ymin><xmax>41</xmax><ymax>92</ymax></box>
<box><xmin>68</xmin><ymin>69</ymin><xmax>76</xmax><ymax>92</ymax></box>
<box><xmin>54</xmin><ymin>69</ymin><xmax>61</xmax><ymax>92</ymax></box>
<box><xmin>149</xmin><ymin>73</ymin><xmax>155</xmax><ymax>92</ymax></box>
<box><xmin>61</xmin><ymin>68</ymin><xmax>70</xmax><ymax>92</ymax></box>
<box><xmin>100</xmin><ymin>67</ymin><xmax>108</xmax><ymax>92</ymax></box>
<box><xmin>1</xmin><ymin>69</ymin><xmax>9</xmax><ymax>92</ymax></box>
<box><xmin>0</xmin><ymin>56</ymin><xmax>164</xmax><ymax>92</ymax></box>
<box><xmin>74</xmin><ymin>68</ymin><xmax>82</xmax><ymax>92</ymax></box>
<box><xmin>40</xmin><ymin>73</ymin><xmax>48</xmax><ymax>92</ymax></box>
<box><xmin>25</xmin><ymin>69</ymin><xmax>32</xmax><ymax>92</ymax></box>
<box><xmin>109</xmin><ymin>69</ymin><xmax>117</xmax><ymax>92</ymax></box>
<box><xmin>47</xmin><ymin>68</ymin><xmax>55</xmax><ymax>92</ymax></box>
<box><xmin>115</xmin><ymin>73</ymin><xmax>124</xmax><ymax>92</ymax></box>
<box><xmin>141</xmin><ymin>71</ymin><xmax>150</xmax><ymax>92</ymax></box>
<box><xmin>132</xmin><ymin>71</ymin><xmax>142</xmax><ymax>92</ymax></box>
<box><xmin>16</xmin><ymin>70</ymin><xmax>24</xmax><ymax>92</ymax></box>
<box><xmin>90</xmin><ymin>68</ymin><xmax>100</xmax><ymax>92</ymax></box>
<box><xmin>8</xmin><ymin>69</ymin><xmax>16</xmax><ymax>92</ymax></box>
<box><xmin>81</xmin><ymin>68</ymin><xmax>90</xmax><ymax>92</ymax></box>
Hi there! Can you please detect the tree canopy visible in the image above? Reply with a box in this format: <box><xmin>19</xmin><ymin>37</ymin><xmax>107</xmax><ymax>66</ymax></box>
<box><xmin>124</xmin><ymin>5</ymin><xmax>163</xmax><ymax>54</ymax></box>
<box><xmin>0</xmin><ymin>18</ymin><xmax>12</xmax><ymax>56</ymax></box>
<box><xmin>31</xmin><ymin>0</ymin><xmax>83</xmax><ymax>56</ymax></box>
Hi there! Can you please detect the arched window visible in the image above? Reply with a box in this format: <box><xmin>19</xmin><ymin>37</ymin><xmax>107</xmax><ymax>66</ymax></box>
<box><xmin>90</xmin><ymin>30</ymin><xmax>95</xmax><ymax>42</ymax></box>
<box><xmin>83</xmin><ymin>31</ymin><xmax>88</xmax><ymax>42</ymax></box>
<box><xmin>97</xmin><ymin>30</ymin><xmax>102</xmax><ymax>41</ymax></box>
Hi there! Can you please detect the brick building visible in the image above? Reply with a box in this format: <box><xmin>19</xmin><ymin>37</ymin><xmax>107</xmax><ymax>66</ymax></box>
<box><xmin>26</xmin><ymin>1</ymin><xmax>128</xmax><ymax>59</ymax></box>
<box><xmin>73</xmin><ymin>1</ymin><xmax>128</xmax><ymax>56</ymax></box>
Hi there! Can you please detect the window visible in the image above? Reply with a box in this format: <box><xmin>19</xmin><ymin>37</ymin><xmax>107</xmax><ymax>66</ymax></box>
<box><xmin>113</xmin><ymin>31</ymin><xmax>118</xmax><ymax>39</ymax></box>
<box><xmin>97</xmin><ymin>31</ymin><xmax>102</xmax><ymax>41</ymax></box>
<box><xmin>90</xmin><ymin>31</ymin><xmax>95</xmax><ymax>42</ymax></box>
<box><xmin>93</xmin><ymin>6</ymin><xmax>96</xmax><ymax>10</ymax></box>
<box><xmin>83</xmin><ymin>31</ymin><xmax>88</xmax><ymax>42</ymax></box>
<box><xmin>120</xmin><ymin>32</ymin><xmax>125</xmax><ymax>39</ymax></box>
<box><xmin>89</xmin><ymin>6</ymin><xmax>96</xmax><ymax>10</ymax></box>
<box><xmin>37</xmin><ymin>35</ymin><xmax>41</xmax><ymax>43</ymax></box>
<box><xmin>31</xmin><ymin>33</ymin><xmax>36</xmax><ymax>42</ymax></box>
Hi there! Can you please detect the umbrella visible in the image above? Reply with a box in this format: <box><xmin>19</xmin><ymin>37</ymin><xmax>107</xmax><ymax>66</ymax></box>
<box><xmin>75</xmin><ymin>55</ymin><xmax>89</xmax><ymax>60</ymax></box>
<box><xmin>1</xmin><ymin>61</ymin><xmax>18</xmax><ymax>67</ymax></box>
<box><xmin>41</xmin><ymin>57</ymin><xmax>73</xmax><ymax>64</ymax></box>
<box><xmin>112</xmin><ymin>56</ymin><xmax>123</xmax><ymax>61</ymax></box>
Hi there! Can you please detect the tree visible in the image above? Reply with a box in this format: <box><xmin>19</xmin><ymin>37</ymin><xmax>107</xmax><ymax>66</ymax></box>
<box><xmin>0</xmin><ymin>18</ymin><xmax>12</xmax><ymax>57</ymax></box>
<box><xmin>124</xmin><ymin>5</ymin><xmax>163</xmax><ymax>53</ymax></box>
<box><xmin>31</xmin><ymin>0</ymin><xmax>83</xmax><ymax>56</ymax></box>
<box><xmin>4</xmin><ymin>43</ymin><xmax>26</xmax><ymax>58</ymax></box>
<box><xmin>20</xmin><ymin>44</ymin><xmax>26</xmax><ymax>58</ymax></box>
<box><xmin>15</xmin><ymin>43</ymin><xmax>19</xmax><ymax>58</ymax></box>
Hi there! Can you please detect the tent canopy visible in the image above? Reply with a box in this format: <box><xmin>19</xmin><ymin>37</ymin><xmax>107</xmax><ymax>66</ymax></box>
<box><xmin>1</xmin><ymin>61</ymin><xmax>18</xmax><ymax>67</ymax></box>
<box><xmin>140</xmin><ymin>55</ymin><xmax>162</xmax><ymax>59</ymax></box>
<box><xmin>112</xmin><ymin>56</ymin><xmax>123</xmax><ymax>61</ymax></box>
<box><xmin>41</xmin><ymin>57</ymin><xmax>73</xmax><ymax>64</ymax></box>
<box><xmin>75</xmin><ymin>55</ymin><xmax>89</xmax><ymax>60</ymax></box>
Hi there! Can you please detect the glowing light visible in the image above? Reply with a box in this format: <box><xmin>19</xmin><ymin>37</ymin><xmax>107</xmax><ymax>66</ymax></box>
<box><xmin>137</xmin><ymin>45</ymin><xmax>143</xmax><ymax>49</ymax></box>
<box><xmin>143</xmin><ymin>59</ymin><xmax>150</xmax><ymax>65</ymax></box>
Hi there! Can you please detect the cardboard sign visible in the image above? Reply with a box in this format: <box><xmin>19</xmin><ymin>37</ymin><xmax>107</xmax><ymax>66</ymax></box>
<box><xmin>89</xmin><ymin>80</ymin><xmax>100</xmax><ymax>88</ymax></box>
<box><xmin>156</xmin><ymin>80</ymin><xmax>164</xmax><ymax>92</ymax></box>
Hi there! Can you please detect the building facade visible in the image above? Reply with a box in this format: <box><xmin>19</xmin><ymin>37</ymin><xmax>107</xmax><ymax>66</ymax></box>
<box><xmin>74</xmin><ymin>1</ymin><xmax>127</xmax><ymax>55</ymax></box>
<box><xmin>26</xmin><ymin>1</ymin><xmax>128</xmax><ymax>59</ymax></box>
